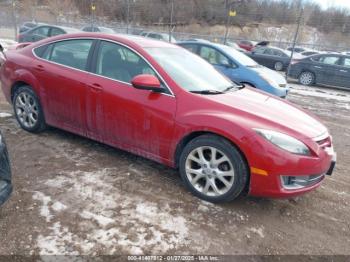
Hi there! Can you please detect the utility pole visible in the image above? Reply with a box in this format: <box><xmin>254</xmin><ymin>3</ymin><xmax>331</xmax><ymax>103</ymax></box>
<box><xmin>169</xmin><ymin>0</ymin><xmax>174</xmax><ymax>42</ymax></box>
<box><xmin>224</xmin><ymin>0</ymin><xmax>230</xmax><ymax>44</ymax></box>
<box><xmin>224</xmin><ymin>0</ymin><xmax>239</xmax><ymax>44</ymax></box>
<box><xmin>126</xmin><ymin>0</ymin><xmax>130</xmax><ymax>34</ymax></box>
<box><xmin>11</xmin><ymin>0</ymin><xmax>17</xmax><ymax>40</ymax></box>
<box><xmin>286</xmin><ymin>0</ymin><xmax>304</xmax><ymax>79</ymax></box>
<box><xmin>91</xmin><ymin>0</ymin><xmax>96</xmax><ymax>29</ymax></box>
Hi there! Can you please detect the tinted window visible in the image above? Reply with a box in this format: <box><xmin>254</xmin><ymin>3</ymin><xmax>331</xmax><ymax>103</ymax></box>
<box><xmin>254</xmin><ymin>47</ymin><xmax>265</xmax><ymax>54</ymax></box>
<box><xmin>32</xmin><ymin>26</ymin><xmax>50</xmax><ymax>37</ymax></box>
<box><xmin>264</xmin><ymin>48</ymin><xmax>274</xmax><ymax>55</ymax></box>
<box><xmin>199</xmin><ymin>46</ymin><xmax>229</xmax><ymax>66</ymax></box>
<box><xmin>96</xmin><ymin>41</ymin><xmax>156</xmax><ymax>83</ymax></box>
<box><xmin>272</xmin><ymin>49</ymin><xmax>284</xmax><ymax>57</ymax></box>
<box><xmin>149</xmin><ymin>33</ymin><xmax>161</xmax><ymax>39</ymax></box>
<box><xmin>33</xmin><ymin>45</ymin><xmax>48</xmax><ymax>58</ymax></box>
<box><xmin>342</xmin><ymin>58</ymin><xmax>350</xmax><ymax>68</ymax></box>
<box><xmin>50</xmin><ymin>40</ymin><xmax>93</xmax><ymax>70</ymax></box>
<box><xmin>51</xmin><ymin>28</ymin><xmax>65</xmax><ymax>36</ymax></box>
<box><xmin>320</xmin><ymin>56</ymin><xmax>340</xmax><ymax>65</ymax></box>
<box><xmin>180</xmin><ymin>44</ymin><xmax>198</xmax><ymax>54</ymax></box>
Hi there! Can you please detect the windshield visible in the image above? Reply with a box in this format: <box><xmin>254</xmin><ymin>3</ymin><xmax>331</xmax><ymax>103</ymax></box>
<box><xmin>146</xmin><ymin>47</ymin><xmax>235</xmax><ymax>92</ymax></box>
<box><xmin>221</xmin><ymin>46</ymin><xmax>258</xmax><ymax>67</ymax></box>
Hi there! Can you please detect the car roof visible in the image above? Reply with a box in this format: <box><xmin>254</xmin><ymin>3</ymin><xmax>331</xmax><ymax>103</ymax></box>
<box><xmin>30</xmin><ymin>32</ymin><xmax>178</xmax><ymax>49</ymax></box>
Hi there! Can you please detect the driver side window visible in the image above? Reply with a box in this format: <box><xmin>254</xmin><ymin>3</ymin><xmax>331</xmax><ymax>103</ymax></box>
<box><xmin>95</xmin><ymin>41</ymin><xmax>157</xmax><ymax>83</ymax></box>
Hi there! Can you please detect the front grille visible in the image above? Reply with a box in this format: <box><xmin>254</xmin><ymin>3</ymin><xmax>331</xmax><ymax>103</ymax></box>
<box><xmin>281</xmin><ymin>174</ymin><xmax>324</xmax><ymax>190</ymax></box>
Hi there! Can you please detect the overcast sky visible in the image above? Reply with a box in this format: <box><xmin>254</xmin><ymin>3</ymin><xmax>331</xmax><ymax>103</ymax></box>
<box><xmin>311</xmin><ymin>0</ymin><xmax>350</xmax><ymax>10</ymax></box>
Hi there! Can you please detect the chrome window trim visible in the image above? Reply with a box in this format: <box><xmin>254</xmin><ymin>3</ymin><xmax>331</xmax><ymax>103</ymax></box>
<box><xmin>31</xmin><ymin>37</ymin><xmax>175</xmax><ymax>98</ymax></box>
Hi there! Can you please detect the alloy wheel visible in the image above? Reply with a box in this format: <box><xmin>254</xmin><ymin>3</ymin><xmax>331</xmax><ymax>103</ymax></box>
<box><xmin>185</xmin><ymin>146</ymin><xmax>235</xmax><ymax>197</ymax></box>
<box><xmin>299</xmin><ymin>72</ymin><xmax>314</xmax><ymax>86</ymax></box>
<box><xmin>14</xmin><ymin>92</ymin><xmax>39</xmax><ymax>129</ymax></box>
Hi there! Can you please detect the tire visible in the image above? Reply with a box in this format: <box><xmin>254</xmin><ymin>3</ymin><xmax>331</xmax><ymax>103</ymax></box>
<box><xmin>298</xmin><ymin>71</ymin><xmax>315</xmax><ymax>86</ymax></box>
<box><xmin>274</xmin><ymin>61</ymin><xmax>284</xmax><ymax>71</ymax></box>
<box><xmin>13</xmin><ymin>85</ymin><xmax>46</xmax><ymax>133</ymax></box>
<box><xmin>179</xmin><ymin>134</ymin><xmax>248</xmax><ymax>203</ymax></box>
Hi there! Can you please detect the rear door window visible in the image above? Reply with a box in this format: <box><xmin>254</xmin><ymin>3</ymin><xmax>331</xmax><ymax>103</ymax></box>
<box><xmin>49</xmin><ymin>39</ymin><xmax>93</xmax><ymax>70</ymax></box>
<box><xmin>50</xmin><ymin>28</ymin><xmax>65</xmax><ymax>37</ymax></box>
<box><xmin>32</xmin><ymin>26</ymin><xmax>50</xmax><ymax>37</ymax></box>
<box><xmin>181</xmin><ymin>44</ymin><xmax>198</xmax><ymax>54</ymax></box>
<box><xmin>319</xmin><ymin>56</ymin><xmax>341</xmax><ymax>65</ymax></box>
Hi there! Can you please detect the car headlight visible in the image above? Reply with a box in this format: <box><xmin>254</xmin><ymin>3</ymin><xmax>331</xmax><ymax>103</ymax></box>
<box><xmin>254</xmin><ymin>129</ymin><xmax>310</xmax><ymax>155</ymax></box>
<box><xmin>259</xmin><ymin>74</ymin><xmax>279</xmax><ymax>88</ymax></box>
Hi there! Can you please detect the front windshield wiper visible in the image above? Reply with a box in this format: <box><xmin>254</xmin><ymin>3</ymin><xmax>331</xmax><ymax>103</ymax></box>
<box><xmin>190</xmin><ymin>90</ymin><xmax>223</xmax><ymax>95</ymax></box>
<box><xmin>222</xmin><ymin>85</ymin><xmax>244</xmax><ymax>93</ymax></box>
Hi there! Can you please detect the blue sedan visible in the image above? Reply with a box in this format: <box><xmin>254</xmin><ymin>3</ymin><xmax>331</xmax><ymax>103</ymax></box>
<box><xmin>177</xmin><ymin>41</ymin><xmax>289</xmax><ymax>98</ymax></box>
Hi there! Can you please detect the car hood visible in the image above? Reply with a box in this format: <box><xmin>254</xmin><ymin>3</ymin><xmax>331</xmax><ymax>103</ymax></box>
<box><xmin>250</xmin><ymin>66</ymin><xmax>286</xmax><ymax>85</ymax></box>
<box><xmin>205</xmin><ymin>88</ymin><xmax>327</xmax><ymax>139</ymax></box>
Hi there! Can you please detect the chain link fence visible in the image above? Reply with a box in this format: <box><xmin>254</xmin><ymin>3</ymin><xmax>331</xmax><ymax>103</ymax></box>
<box><xmin>0</xmin><ymin>0</ymin><xmax>348</xmax><ymax>52</ymax></box>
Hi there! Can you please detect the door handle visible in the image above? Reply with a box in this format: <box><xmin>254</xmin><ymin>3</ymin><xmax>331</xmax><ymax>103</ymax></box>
<box><xmin>89</xmin><ymin>83</ymin><xmax>103</xmax><ymax>92</ymax></box>
<box><xmin>314</xmin><ymin>66</ymin><xmax>322</xmax><ymax>69</ymax></box>
<box><xmin>339</xmin><ymin>69</ymin><xmax>348</xmax><ymax>73</ymax></box>
<box><xmin>34</xmin><ymin>64</ymin><xmax>45</xmax><ymax>72</ymax></box>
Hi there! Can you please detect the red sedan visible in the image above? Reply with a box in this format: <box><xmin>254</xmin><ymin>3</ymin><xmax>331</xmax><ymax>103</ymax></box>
<box><xmin>0</xmin><ymin>33</ymin><xmax>336</xmax><ymax>203</ymax></box>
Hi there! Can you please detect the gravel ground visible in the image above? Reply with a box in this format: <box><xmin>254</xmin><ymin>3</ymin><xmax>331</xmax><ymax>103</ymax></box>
<box><xmin>0</xmin><ymin>83</ymin><xmax>349</xmax><ymax>256</ymax></box>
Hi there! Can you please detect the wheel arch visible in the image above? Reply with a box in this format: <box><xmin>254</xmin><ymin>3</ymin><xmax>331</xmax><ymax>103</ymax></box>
<box><xmin>11</xmin><ymin>81</ymin><xmax>31</xmax><ymax>102</ymax></box>
<box><xmin>298</xmin><ymin>69</ymin><xmax>316</xmax><ymax>84</ymax></box>
<box><xmin>174</xmin><ymin>130</ymin><xmax>251</xmax><ymax>194</ymax></box>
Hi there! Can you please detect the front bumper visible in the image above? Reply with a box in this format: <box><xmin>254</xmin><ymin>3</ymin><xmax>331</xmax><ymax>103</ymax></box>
<box><xmin>247</xmin><ymin>134</ymin><xmax>335</xmax><ymax>198</ymax></box>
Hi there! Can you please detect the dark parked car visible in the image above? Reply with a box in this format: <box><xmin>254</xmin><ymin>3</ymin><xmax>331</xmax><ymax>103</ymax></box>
<box><xmin>81</xmin><ymin>26</ymin><xmax>115</xmax><ymax>34</ymax></box>
<box><xmin>248</xmin><ymin>46</ymin><xmax>294</xmax><ymax>71</ymax></box>
<box><xmin>18</xmin><ymin>25</ymin><xmax>80</xmax><ymax>43</ymax></box>
<box><xmin>19</xmin><ymin>21</ymin><xmax>45</xmax><ymax>33</ymax></box>
<box><xmin>0</xmin><ymin>131</ymin><xmax>12</xmax><ymax>206</ymax></box>
<box><xmin>287</xmin><ymin>47</ymin><xmax>307</xmax><ymax>53</ymax></box>
<box><xmin>288</xmin><ymin>54</ymin><xmax>350</xmax><ymax>88</ymax></box>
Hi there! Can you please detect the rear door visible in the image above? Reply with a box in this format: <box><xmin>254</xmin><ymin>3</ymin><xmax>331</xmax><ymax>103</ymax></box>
<box><xmin>315</xmin><ymin>55</ymin><xmax>343</xmax><ymax>86</ymax></box>
<box><xmin>32</xmin><ymin>39</ymin><xmax>94</xmax><ymax>134</ymax></box>
<box><xmin>337</xmin><ymin>56</ymin><xmax>350</xmax><ymax>88</ymax></box>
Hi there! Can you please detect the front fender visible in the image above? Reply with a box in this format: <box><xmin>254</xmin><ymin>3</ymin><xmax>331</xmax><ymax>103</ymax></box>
<box><xmin>170</xmin><ymin>110</ymin><xmax>257</xmax><ymax>167</ymax></box>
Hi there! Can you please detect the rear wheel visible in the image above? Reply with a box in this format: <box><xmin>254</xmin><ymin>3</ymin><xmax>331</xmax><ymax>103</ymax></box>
<box><xmin>274</xmin><ymin>61</ymin><xmax>284</xmax><ymax>71</ymax></box>
<box><xmin>179</xmin><ymin>135</ymin><xmax>248</xmax><ymax>203</ymax></box>
<box><xmin>13</xmin><ymin>85</ymin><xmax>46</xmax><ymax>133</ymax></box>
<box><xmin>299</xmin><ymin>71</ymin><xmax>315</xmax><ymax>86</ymax></box>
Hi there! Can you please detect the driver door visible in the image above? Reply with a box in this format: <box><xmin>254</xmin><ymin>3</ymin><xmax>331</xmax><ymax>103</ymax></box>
<box><xmin>87</xmin><ymin>40</ymin><xmax>176</xmax><ymax>158</ymax></box>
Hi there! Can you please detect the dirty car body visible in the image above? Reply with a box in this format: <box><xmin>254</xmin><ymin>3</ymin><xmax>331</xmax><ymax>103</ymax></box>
<box><xmin>0</xmin><ymin>33</ymin><xmax>336</xmax><ymax>202</ymax></box>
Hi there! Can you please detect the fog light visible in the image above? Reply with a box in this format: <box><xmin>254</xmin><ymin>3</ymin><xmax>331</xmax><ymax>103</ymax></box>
<box><xmin>281</xmin><ymin>174</ymin><xmax>324</xmax><ymax>190</ymax></box>
<box><xmin>0</xmin><ymin>180</ymin><xmax>8</xmax><ymax>191</ymax></box>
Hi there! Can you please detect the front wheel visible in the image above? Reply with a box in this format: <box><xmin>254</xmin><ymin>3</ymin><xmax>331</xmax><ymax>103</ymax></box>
<box><xmin>13</xmin><ymin>85</ymin><xmax>46</xmax><ymax>133</ymax></box>
<box><xmin>179</xmin><ymin>135</ymin><xmax>248</xmax><ymax>203</ymax></box>
<box><xmin>298</xmin><ymin>71</ymin><xmax>315</xmax><ymax>86</ymax></box>
<box><xmin>274</xmin><ymin>61</ymin><xmax>284</xmax><ymax>71</ymax></box>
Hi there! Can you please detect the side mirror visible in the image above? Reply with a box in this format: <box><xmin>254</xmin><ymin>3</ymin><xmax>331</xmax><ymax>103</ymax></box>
<box><xmin>131</xmin><ymin>74</ymin><xmax>164</xmax><ymax>92</ymax></box>
<box><xmin>0</xmin><ymin>44</ymin><xmax>3</xmax><ymax>53</ymax></box>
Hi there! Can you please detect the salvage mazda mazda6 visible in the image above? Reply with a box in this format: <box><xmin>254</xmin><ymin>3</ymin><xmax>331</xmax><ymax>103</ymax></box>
<box><xmin>0</xmin><ymin>33</ymin><xmax>336</xmax><ymax>202</ymax></box>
